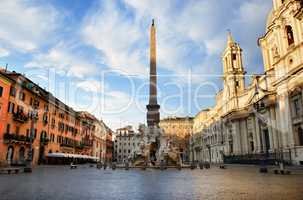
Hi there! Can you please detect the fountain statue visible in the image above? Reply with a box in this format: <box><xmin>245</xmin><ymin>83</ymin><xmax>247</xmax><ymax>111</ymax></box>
<box><xmin>130</xmin><ymin>20</ymin><xmax>181</xmax><ymax>168</ymax></box>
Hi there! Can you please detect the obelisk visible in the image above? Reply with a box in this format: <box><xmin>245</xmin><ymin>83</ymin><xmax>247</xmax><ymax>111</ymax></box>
<box><xmin>146</xmin><ymin>19</ymin><xmax>160</xmax><ymax>127</ymax></box>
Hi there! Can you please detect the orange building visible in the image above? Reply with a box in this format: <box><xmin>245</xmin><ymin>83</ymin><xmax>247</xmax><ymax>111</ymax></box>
<box><xmin>105</xmin><ymin>126</ymin><xmax>113</xmax><ymax>163</ymax></box>
<box><xmin>0</xmin><ymin>68</ymin><xmax>112</xmax><ymax>166</ymax></box>
<box><xmin>0</xmin><ymin>71</ymin><xmax>12</xmax><ymax>166</ymax></box>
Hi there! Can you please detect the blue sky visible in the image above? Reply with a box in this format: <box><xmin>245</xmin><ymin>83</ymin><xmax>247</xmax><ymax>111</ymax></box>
<box><xmin>0</xmin><ymin>0</ymin><xmax>272</xmax><ymax>130</ymax></box>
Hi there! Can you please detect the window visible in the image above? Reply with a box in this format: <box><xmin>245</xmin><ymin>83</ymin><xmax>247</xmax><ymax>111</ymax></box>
<box><xmin>291</xmin><ymin>96</ymin><xmax>302</xmax><ymax>118</ymax></box>
<box><xmin>286</xmin><ymin>25</ymin><xmax>294</xmax><ymax>46</ymax></box>
<box><xmin>43</xmin><ymin>113</ymin><xmax>48</xmax><ymax>123</ymax></box>
<box><xmin>8</xmin><ymin>102</ymin><xmax>15</xmax><ymax>113</ymax></box>
<box><xmin>232</xmin><ymin>53</ymin><xmax>237</xmax><ymax>60</ymax></box>
<box><xmin>9</xmin><ymin>87</ymin><xmax>16</xmax><ymax>97</ymax></box>
<box><xmin>44</xmin><ymin>105</ymin><xmax>49</xmax><ymax>112</ymax></box>
<box><xmin>298</xmin><ymin>127</ymin><xmax>303</xmax><ymax>146</ymax></box>
<box><xmin>16</xmin><ymin>127</ymin><xmax>20</xmax><ymax>134</ymax></box>
<box><xmin>17</xmin><ymin>105</ymin><xmax>24</xmax><ymax>113</ymax></box>
<box><xmin>33</xmin><ymin>100</ymin><xmax>40</xmax><ymax>108</ymax></box>
<box><xmin>250</xmin><ymin>141</ymin><xmax>254</xmax><ymax>152</ymax></box>
<box><xmin>6</xmin><ymin>124</ymin><xmax>10</xmax><ymax>133</ymax></box>
<box><xmin>0</xmin><ymin>86</ymin><xmax>3</xmax><ymax>97</ymax></box>
<box><xmin>19</xmin><ymin>92</ymin><xmax>26</xmax><ymax>101</ymax></box>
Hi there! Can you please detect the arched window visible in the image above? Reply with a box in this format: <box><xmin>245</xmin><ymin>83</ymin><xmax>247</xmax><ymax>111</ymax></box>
<box><xmin>286</xmin><ymin>25</ymin><xmax>294</xmax><ymax>46</ymax></box>
<box><xmin>19</xmin><ymin>147</ymin><xmax>25</xmax><ymax>162</ymax></box>
<box><xmin>6</xmin><ymin>146</ymin><xmax>14</xmax><ymax>160</ymax></box>
<box><xmin>6</xmin><ymin>146</ymin><xmax>14</xmax><ymax>163</ymax></box>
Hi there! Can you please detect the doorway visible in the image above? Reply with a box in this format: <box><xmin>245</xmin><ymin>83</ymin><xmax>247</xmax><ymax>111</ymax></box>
<box><xmin>19</xmin><ymin>147</ymin><xmax>25</xmax><ymax>163</ymax></box>
<box><xmin>263</xmin><ymin>129</ymin><xmax>270</xmax><ymax>153</ymax></box>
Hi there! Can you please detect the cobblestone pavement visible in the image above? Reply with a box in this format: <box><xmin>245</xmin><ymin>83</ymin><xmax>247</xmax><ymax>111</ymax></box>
<box><xmin>0</xmin><ymin>165</ymin><xmax>303</xmax><ymax>200</ymax></box>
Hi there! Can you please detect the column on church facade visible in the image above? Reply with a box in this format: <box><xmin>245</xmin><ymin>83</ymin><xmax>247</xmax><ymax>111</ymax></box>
<box><xmin>232</xmin><ymin>120</ymin><xmax>242</xmax><ymax>155</ymax></box>
<box><xmin>279</xmin><ymin>20</ymin><xmax>288</xmax><ymax>58</ymax></box>
<box><xmin>266</xmin><ymin>108</ymin><xmax>275</xmax><ymax>152</ymax></box>
<box><xmin>223</xmin><ymin>123</ymin><xmax>229</xmax><ymax>155</ymax></box>
<box><xmin>262</xmin><ymin>47</ymin><xmax>270</xmax><ymax>70</ymax></box>
<box><xmin>241</xmin><ymin>119</ymin><xmax>249</xmax><ymax>154</ymax></box>
<box><xmin>270</xmin><ymin>106</ymin><xmax>279</xmax><ymax>150</ymax></box>
<box><xmin>277</xmin><ymin>94</ymin><xmax>294</xmax><ymax>149</ymax></box>
<box><xmin>254</xmin><ymin>115</ymin><xmax>262</xmax><ymax>153</ymax></box>
<box><xmin>296</xmin><ymin>18</ymin><xmax>303</xmax><ymax>41</ymax></box>
<box><xmin>275</xmin><ymin>102</ymin><xmax>283</xmax><ymax>150</ymax></box>
<box><xmin>248</xmin><ymin>116</ymin><xmax>258</xmax><ymax>154</ymax></box>
<box><xmin>291</xmin><ymin>15</ymin><xmax>301</xmax><ymax>45</ymax></box>
<box><xmin>284</xmin><ymin>95</ymin><xmax>295</xmax><ymax>148</ymax></box>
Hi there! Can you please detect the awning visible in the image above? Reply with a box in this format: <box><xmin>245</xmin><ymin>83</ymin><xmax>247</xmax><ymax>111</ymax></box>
<box><xmin>47</xmin><ymin>153</ymin><xmax>99</xmax><ymax>160</ymax></box>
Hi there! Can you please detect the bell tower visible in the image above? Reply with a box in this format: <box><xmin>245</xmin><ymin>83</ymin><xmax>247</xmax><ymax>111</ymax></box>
<box><xmin>222</xmin><ymin>31</ymin><xmax>245</xmax><ymax>99</ymax></box>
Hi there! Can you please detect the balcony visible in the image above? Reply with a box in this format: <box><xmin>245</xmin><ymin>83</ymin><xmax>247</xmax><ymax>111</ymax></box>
<box><xmin>80</xmin><ymin>141</ymin><xmax>93</xmax><ymax>148</ymax></box>
<box><xmin>76</xmin><ymin>143</ymin><xmax>84</xmax><ymax>149</ymax></box>
<box><xmin>3</xmin><ymin>133</ymin><xmax>31</xmax><ymax>144</ymax></box>
<box><xmin>13</xmin><ymin>112</ymin><xmax>29</xmax><ymax>123</ymax></box>
<box><xmin>60</xmin><ymin>143</ymin><xmax>74</xmax><ymax>148</ymax></box>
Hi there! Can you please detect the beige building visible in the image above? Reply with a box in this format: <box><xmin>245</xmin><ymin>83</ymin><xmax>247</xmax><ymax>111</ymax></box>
<box><xmin>160</xmin><ymin>117</ymin><xmax>193</xmax><ymax>139</ymax></box>
<box><xmin>113</xmin><ymin>126</ymin><xmax>141</xmax><ymax>163</ymax></box>
<box><xmin>160</xmin><ymin>117</ymin><xmax>193</xmax><ymax>161</ymax></box>
<box><xmin>191</xmin><ymin>0</ymin><xmax>303</xmax><ymax>165</ymax></box>
<box><xmin>92</xmin><ymin>120</ymin><xmax>107</xmax><ymax>162</ymax></box>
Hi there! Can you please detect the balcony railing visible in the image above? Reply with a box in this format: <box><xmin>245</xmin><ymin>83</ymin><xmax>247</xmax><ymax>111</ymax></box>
<box><xmin>13</xmin><ymin>112</ymin><xmax>29</xmax><ymax>123</ymax></box>
<box><xmin>60</xmin><ymin>143</ymin><xmax>74</xmax><ymax>148</ymax></box>
<box><xmin>3</xmin><ymin>133</ymin><xmax>31</xmax><ymax>143</ymax></box>
<box><xmin>60</xmin><ymin>142</ymin><xmax>85</xmax><ymax>149</ymax></box>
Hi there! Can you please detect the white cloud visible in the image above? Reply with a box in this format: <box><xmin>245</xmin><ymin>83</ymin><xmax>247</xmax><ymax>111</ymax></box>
<box><xmin>82</xmin><ymin>0</ymin><xmax>148</xmax><ymax>77</ymax></box>
<box><xmin>231</xmin><ymin>0</ymin><xmax>272</xmax><ymax>74</ymax></box>
<box><xmin>0</xmin><ymin>47</ymin><xmax>10</xmax><ymax>57</ymax></box>
<box><xmin>0</xmin><ymin>0</ymin><xmax>59</xmax><ymax>52</ymax></box>
<box><xmin>205</xmin><ymin>36</ymin><xmax>226</xmax><ymax>56</ymax></box>
<box><xmin>7</xmin><ymin>0</ymin><xmax>273</xmax><ymax>129</ymax></box>
<box><xmin>75</xmin><ymin>0</ymin><xmax>273</xmax><ymax>129</ymax></box>
<box><xmin>75</xmin><ymin>80</ymin><xmax>104</xmax><ymax>93</ymax></box>
<box><xmin>25</xmin><ymin>43</ymin><xmax>97</xmax><ymax>78</ymax></box>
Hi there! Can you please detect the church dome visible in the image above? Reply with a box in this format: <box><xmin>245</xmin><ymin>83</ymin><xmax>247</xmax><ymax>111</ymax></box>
<box><xmin>266</xmin><ymin>9</ymin><xmax>274</xmax><ymax>31</ymax></box>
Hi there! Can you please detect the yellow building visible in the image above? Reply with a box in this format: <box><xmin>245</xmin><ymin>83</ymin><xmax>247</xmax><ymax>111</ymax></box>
<box><xmin>160</xmin><ymin>117</ymin><xmax>193</xmax><ymax>162</ymax></box>
<box><xmin>191</xmin><ymin>0</ymin><xmax>303</xmax><ymax>165</ymax></box>
<box><xmin>160</xmin><ymin>117</ymin><xmax>193</xmax><ymax>138</ymax></box>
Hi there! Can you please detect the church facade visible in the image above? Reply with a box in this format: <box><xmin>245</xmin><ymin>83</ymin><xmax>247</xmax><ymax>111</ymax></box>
<box><xmin>190</xmin><ymin>0</ymin><xmax>303</xmax><ymax>165</ymax></box>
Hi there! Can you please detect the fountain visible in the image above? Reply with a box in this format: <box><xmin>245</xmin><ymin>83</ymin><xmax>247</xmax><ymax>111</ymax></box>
<box><xmin>129</xmin><ymin>20</ymin><xmax>182</xmax><ymax>168</ymax></box>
